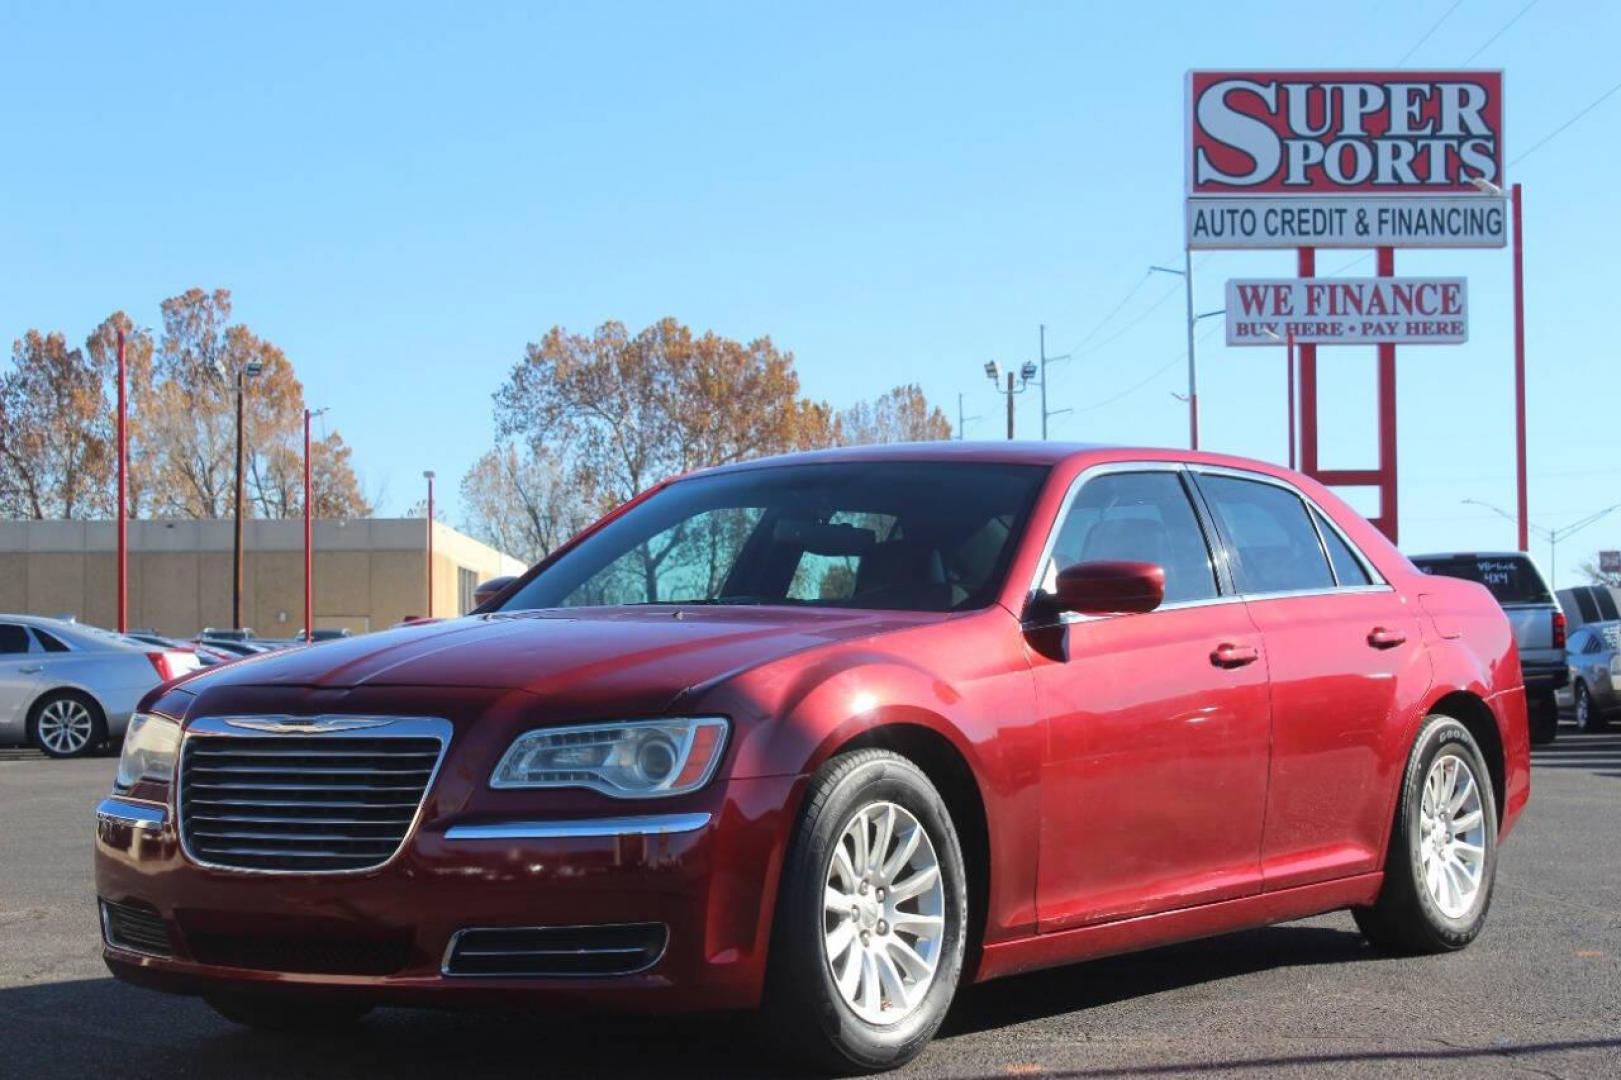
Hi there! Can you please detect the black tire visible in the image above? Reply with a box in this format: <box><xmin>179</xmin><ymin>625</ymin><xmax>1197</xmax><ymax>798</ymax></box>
<box><xmin>1528</xmin><ymin>691</ymin><xmax>1558</xmax><ymax>745</ymax></box>
<box><xmin>27</xmin><ymin>691</ymin><xmax>107</xmax><ymax>759</ymax></box>
<box><xmin>1354</xmin><ymin>714</ymin><xmax>1498</xmax><ymax>954</ymax></box>
<box><xmin>206</xmin><ymin>993</ymin><xmax>372</xmax><ymax>1031</ymax></box>
<box><xmin>1573</xmin><ymin>682</ymin><xmax>1610</xmax><ymax>733</ymax></box>
<box><xmin>762</xmin><ymin>749</ymin><xmax>968</xmax><ymax>1074</ymax></box>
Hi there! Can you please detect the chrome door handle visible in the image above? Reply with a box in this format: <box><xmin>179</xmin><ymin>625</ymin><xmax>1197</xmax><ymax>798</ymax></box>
<box><xmin>1210</xmin><ymin>643</ymin><xmax>1259</xmax><ymax>668</ymax></box>
<box><xmin>18</xmin><ymin>665</ymin><xmax>44</xmax><ymax>673</ymax></box>
<box><xmin>1367</xmin><ymin>627</ymin><xmax>1407</xmax><ymax>649</ymax></box>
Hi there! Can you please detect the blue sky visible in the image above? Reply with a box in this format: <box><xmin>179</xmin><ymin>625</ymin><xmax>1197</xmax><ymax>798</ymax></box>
<box><xmin>3</xmin><ymin>1</ymin><xmax>1618</xmax><ymax>585</ymax></box>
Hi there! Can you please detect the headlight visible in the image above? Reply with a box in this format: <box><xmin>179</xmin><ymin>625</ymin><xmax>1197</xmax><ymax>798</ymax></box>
<box><xmin>115</xmin><ymin>713</ymin><xmax>181</xmax><ymax>790</ymax></box>
<box><xmin>491</xmin><ymin>718</ymin><xmax>729</xmax><ymax>798</ymax></box>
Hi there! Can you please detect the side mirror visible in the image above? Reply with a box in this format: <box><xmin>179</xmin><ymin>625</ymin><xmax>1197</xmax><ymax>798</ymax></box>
<box><xmin>472</xmin><ymin>575</ymin><xmax>518</xmax><ymax>608</ymax></box>
<box><xmin>1053</xmin><ymin>560</ymin><xmax>1165</xmax><ymax>616</ymax></box>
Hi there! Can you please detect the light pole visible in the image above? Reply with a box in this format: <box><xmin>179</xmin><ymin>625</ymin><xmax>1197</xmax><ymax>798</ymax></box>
<box><xmin>1262</xmin><ymin>327</ymin><xmax>1298</xmax><ymax>469</ymax></box>
<box><xmin>1038</xmin><ymin>324</ymin><xmax>1073</xmax><ymax>438</ymax></box>
<box><xmin>1150</xmin><ymin>254</ymin><xmax>1199</xmax><ymax>449</ymax></box>
<box><xmin>1462</xmin><ymin>498</ymin><xmax>1621</xmax><ymax>586</ymax></box>
<box><xmin>115</xmin><ymin>329</ymin><xmax>128</xmax><ymax>633</ymax></box>
<box><xmin>423</xmin><ymin>470</ymin><xmax>436</xmax><ymax>618</ymax></box>
<box><xmin>985</xmin><ymin>361</ymin><xmax>1038</xmax><ymax>439</ymax></box>
<box><xmin>230</xmin><ymin>359</ymin><xmax>264</xmax><ymax>630</ymax></box>
<box><xmin>303</xmin><ymin>407</ymin><xmax>327</xmax><ymax>643</ymax></box>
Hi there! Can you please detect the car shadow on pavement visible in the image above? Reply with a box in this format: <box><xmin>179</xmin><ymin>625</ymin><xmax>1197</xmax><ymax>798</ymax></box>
<box><xmin>943</xmin><ymin>922</ymin><xmax>1373</xmax><ymax>1037</ymax></box>
<box><xmin>0</xmin><ymin>923</ymin><xmax>1387</xmax><ymax>1079</ymax></box>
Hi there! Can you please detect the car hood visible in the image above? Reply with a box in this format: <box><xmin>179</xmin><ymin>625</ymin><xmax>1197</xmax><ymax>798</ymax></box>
<box><xmin>181</xmin><ymin>606</ymin><xmax>939</xmax><ymax>707</ymax></box>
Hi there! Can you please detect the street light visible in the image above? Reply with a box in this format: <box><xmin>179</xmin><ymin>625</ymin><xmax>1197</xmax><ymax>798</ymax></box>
<box><xmin>303</xmin><ymin>407</ymin><xmax>328</xmax><ymax>643</ymax></box>
<box><xmin>986</xmin><ymin>360</ymin><xmax>1036</xmax><ymax>439</ymax></box>
<box><xmin>1150</xmin><ymin>255</ymin><xmax>1200</xmax><ymax>450</ymax></box>
<box><xmin>1261</xmin><ymin>327</ymin><xmax>1298</xmax><ymax>469</ymax></box>
<box><xmin>423</xmin><ymin>470</ymin><xmax>437</xmax><ymax>618</ymax></box>
<box><xmin>1461</xmin><ymin>498</ymin><xmax>1621</xmax><ymax>585</ymax></box>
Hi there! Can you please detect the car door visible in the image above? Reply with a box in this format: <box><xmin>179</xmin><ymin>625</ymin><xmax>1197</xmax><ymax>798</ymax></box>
<box><xmin>0</xmin><ymin>623</ymin><xmax>45</xmax><ymax>734</ymax></box>
<box><xmin>1026</xmin><ymin>466</ymin><xmax>1272</xmax><ymax>931</ymax></box>
<box><xmin>1191</xmin><ymin>469</ymin><xmax>1429</xmax><ymax>891</ymax></box>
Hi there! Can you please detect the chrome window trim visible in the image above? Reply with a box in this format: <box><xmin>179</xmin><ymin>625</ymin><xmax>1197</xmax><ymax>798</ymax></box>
<box><xmin>96</xmin><ymin>796</ymin><xmax>168</xmax><ymax>832</ymax></box>
<box><xmin>1187</xmin><ymin>464</ymin><xmax>1388</xmax><ymax>588</ymax></box>
<box><xmin>444</xmin><ymin>813</ymin><xmax>713</xmax><ymax>841</ymax></box>
<box><xmin>440</xmin><ymin>922</ymin><xmax>670</xmax><ymax>979</ymax></box>
<box><xmin>176</xmin><ymin>715</ymin><xmax>452</xmax><ymax>877</ymax></box>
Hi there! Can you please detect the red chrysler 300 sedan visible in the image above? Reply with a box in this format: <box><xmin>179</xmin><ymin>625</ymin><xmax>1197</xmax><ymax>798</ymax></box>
<box><xmin>96</xmin><ymin>444</ymin><xmax>1529</xmax><ymax>1072</ymax></box>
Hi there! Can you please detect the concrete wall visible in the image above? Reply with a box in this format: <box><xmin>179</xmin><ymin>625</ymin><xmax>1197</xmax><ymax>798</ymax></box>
<box><xmin>0</xmin><ymin>519</ymin><xmax>526</xmax><ymax>638</ymax></box>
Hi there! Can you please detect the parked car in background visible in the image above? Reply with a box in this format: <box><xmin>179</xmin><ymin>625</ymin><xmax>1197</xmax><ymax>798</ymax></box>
<box><xmin>291</xmin><ymin>628</ymin><xmax>352</xmax><ymax>643</ymax></box>
<box><xmin>186</xmin><ymin>637</ymin><xmax>268</xmax><ymax>658</ymax></box>
<box><xmin>1558</xmin><ymin>620</ymin><xmax>1620</xmax><ymax>732</ymax></box>
<box><xmin>1557</xmin><ymin>585</ymin><xmax>1621</xmax><ymax>633</ymax></box>
<box><xmin>0</xmin><ymin>616</ymin><xmax>199</xmax><ymax>758</ymax></box>
<box><xmin>96</xmin><ymin>445</ymin><xmax>1529</xmax><ymax>1072</ymax></box>
<box><xmin>123</xmin><ymin>630</ymin><xmax>226</xmax><ymax>667</ymax></box>
<box><xmin>1410</xmin><ymin>551</ymin><xmax>1565</xmax><ymax>744</ymax></box>
<box><xmin>472</xmin><ymin>575</ymin><xmax>517</xmax><ymax>608</ymax></box>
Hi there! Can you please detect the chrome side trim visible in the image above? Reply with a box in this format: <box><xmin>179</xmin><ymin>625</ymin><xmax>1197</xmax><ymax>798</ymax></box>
<box><xmin>444</xmin><ymin>813</ymin><xmax>712</xmax><ymax>841</ymax></box>
<box><xmin>96</xmin><ymin>796</ymin><xmax>167</xmax><ymax>832</ymax></box>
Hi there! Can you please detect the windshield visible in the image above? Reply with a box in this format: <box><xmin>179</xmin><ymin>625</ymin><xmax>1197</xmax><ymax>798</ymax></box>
<box><xmin>497</xmin><ymin>461</ymin><xmax>1050</xmax><ymax>613</ymax></box>
<box><xmin>1411</xmin><ymin>554</ymin><xmax>1554</xmax><ymax>605</ymax></box>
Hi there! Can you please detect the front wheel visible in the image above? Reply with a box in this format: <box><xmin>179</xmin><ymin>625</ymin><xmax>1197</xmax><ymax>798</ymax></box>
<box><xmin>28</xmin><ymin>692</ymin><xmax>105</xmax><ymax>759</ymax></box>
<box><xmin>763</xmin><ymin>749</ymin><xmax>967</xmax><ymax>1073</ymax></box>
<box><xmin>1354</xmin><ymin>714</ymin><xmax>1498</xmax><ymax>953</ymax></box>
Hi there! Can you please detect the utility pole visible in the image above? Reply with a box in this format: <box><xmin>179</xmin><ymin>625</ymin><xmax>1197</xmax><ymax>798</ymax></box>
<box><xmin>303</xmin><ymin>407</ymin><xmax>327</xmax><ymax>643</ymax></box>
<box><xmin>1006</xmin><ymin>371</ymin><xmax>1015</xmax><ymax>439</ymax></box>
<box><xmin>985</xmin><ymin>360</ymin><xmax>1037</xmax><ymax>441</ymax></box>
<box><xmin>1038</xmin><ymin>324</ymin><xmax>1073</xmax><ymax>439</ymax></box>
<box><xmin>1150</xmin><ymin>259</ymin><xmax>1201</xmax><ymax>449</ymax></box>
<box><xmin>956</xmin><ymin>394</ymin><xmax>981</xmax><ymax>440</ymax></box>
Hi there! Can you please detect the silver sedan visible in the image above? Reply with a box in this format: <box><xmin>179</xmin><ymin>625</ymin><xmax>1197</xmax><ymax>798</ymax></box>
<box><xmin>0</xmin><ymin>616</ymin><xmax>200</xmax><ymax>758</ymax></box>
<box><xmin>1561</xmin><ymin>620</ymin><xmax>1621</xmax><ymax>733</ymax></box>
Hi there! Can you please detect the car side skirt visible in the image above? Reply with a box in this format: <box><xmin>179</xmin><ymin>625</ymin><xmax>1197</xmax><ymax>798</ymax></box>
<box><xmin>975</xmin><ymin>872</ymin><xmax>1384</xmax><ymax>983</ymax></box>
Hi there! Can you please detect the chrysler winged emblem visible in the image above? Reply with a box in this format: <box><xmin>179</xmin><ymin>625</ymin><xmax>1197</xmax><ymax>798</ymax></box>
<box><xmin>223</xmin><ymin>717</ymin><xmax>397</xmax><ymax>735</ymax></box>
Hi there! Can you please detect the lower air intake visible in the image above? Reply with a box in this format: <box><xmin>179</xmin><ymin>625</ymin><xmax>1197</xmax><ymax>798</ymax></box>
<box><xmin>101</xmin><ymin>900</ymin><xmax>173</xmax><ymax>957</ymax></box>
<box><xmin>444</xmin><ymin>923</ymin><xmax>668</xmax><ymax>977</ymax></box>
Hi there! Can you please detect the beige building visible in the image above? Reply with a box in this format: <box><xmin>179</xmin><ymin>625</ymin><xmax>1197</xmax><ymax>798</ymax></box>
<box><xmin>0</xmin><ymin>518</ymin><xmax>526</xmax><ymax>638</ymax></box>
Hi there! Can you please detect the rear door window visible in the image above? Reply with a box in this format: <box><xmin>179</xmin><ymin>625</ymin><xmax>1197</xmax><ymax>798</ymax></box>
<box><xmin>1196</xmin><ymin>474</ymin><xmax>1335</xmax><ymax>595</ymax></box>
<box><xmin>1410</xmin><ymin>554</ymin><xmax>1552</xmax><ymax>605</ymax></box>
<box><xmin>0</xmin><ymin>624</ymin><xmax>31</xmax><ymax>654</ymax></box>
<box><xmin>1311</xmin><ymin>508</ymin><xmax>1372</xmax><ymax>586</ymax></box>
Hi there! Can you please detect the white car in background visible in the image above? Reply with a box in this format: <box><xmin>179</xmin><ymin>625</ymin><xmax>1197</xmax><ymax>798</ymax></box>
<box><xmin>0</xmin><ymin>616</ymin><xmax>200</xmax><ymax>759</ymax></box>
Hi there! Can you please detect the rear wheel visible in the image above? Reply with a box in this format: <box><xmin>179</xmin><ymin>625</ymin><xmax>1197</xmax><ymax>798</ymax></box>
<box><xmin>1574</xmin><ymin>682</ymin><xmax>1609</xmax><ymax>733</ymax></box>
<box><xmin>28</xmin><ymin>692</ymin><xmax>105</xmax><ymax>759</ymax></box>
<box><xmin>206</xmin><ymin>993</ymin><xmax>372</xmax><ymax>1031</ymax></box>
<box><xmin>763</xmin><ymin>749</ymin><xmax>967</xmax><ymax>1073</ymax></box>
<box><xmin>1354</xmin><ymin>714</ymin><xmax>1498</xmax><ymax>953</ymax></box>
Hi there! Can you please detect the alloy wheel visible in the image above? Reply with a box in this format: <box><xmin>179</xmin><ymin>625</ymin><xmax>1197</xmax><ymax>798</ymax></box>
<box><xmin>38</xmin><ymin>698</ymin><xmax>95</xmax><ymax>756</ymax></box>
<box><xmin>1417</xmin><ymin>752</ymin><xmax>1487</xmax><ymax>919</ymax></box>
<box><xmin>822</xmin><ymin>801</ymin><xmax>947</xmax><ymax>1025</ymax></box>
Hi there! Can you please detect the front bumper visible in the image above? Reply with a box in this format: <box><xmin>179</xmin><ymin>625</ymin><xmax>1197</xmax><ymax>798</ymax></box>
<box><xmin>94</xmin><ymin>774</ymin><xmax>801</xmax><ymax>1013</ymax></box>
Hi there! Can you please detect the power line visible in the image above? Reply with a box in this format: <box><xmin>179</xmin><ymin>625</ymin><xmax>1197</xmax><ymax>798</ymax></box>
<box><xmin>1073</xmin><ymin>322</ymin><xmax>1223</xmax><ymax>415</ymax></box>
<box><xmin>1511</xmin><ymin>77</ymin><xmax>1621</xmax><ymax>167</ymax></box>
<box><xmin>1396</xmin><ymin>0</ymin><xmax>1466</xmax><ymax>65</ymax></box>
<box><xmin>1065</xmin><ymin>270</ymin><xmax>1152</xmax><ymax>354</ymax></box>
<box><xmin>1069</xmin><ymin>280</ymin><xmax>1185</xmax><ymax>359</ymax></box>
<box><xmin>1461</xmin><ymin>0</ymin><xmax>1540</xmax><ymax>63</ymax></box>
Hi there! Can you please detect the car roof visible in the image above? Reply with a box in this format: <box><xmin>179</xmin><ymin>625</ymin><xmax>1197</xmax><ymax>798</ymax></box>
<box><xmin>0</xmin><ymin>614</ymin><xmax>140</xmax><ymax>650</ymax></box>
<box><xmin>683</xmin><ymin>441</ymin><xmax>1313</xmax><ymax>479</ymax></box>
<box><xmin>1408</xmin><ymin>551</ymin><xmax>1534</xmax><ymax>560</ymax></box>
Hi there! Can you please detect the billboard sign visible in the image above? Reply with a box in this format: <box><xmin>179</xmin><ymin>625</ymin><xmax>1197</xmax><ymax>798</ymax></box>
<box><xmin>1188</xmin><ymin>71</ymin><xmax>1504</xmax><ymax>195</ymax></box>
<box><xmin>1600</xmin><ymin>551</ymin><xmax>1621</xmax><ymax>574</ymax></box>
<box><xmin>1225</xmin><ymin>277</ymin><xmax>1468</xmax><ymax>346</ymax></box>
<box><xmin>1188</xmin><ymin>194</ymin><xmax>1505</xmax><ymax>249</ymax></box>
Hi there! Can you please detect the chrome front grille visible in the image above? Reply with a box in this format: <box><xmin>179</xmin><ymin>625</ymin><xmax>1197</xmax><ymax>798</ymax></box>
<box><xmin>178</xmin><ymin>717</ymin><xmax>450</xmax><ymax>873</ymax></box>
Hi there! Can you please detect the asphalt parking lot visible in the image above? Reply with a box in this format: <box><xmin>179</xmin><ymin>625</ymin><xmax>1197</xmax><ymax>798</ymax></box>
<box><xmin>1</xmin><ymin>726</ymin><xmax>1617</xmax><ymax>1079</ymax></box>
